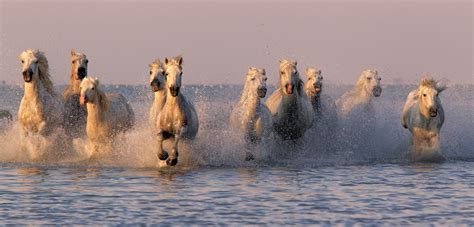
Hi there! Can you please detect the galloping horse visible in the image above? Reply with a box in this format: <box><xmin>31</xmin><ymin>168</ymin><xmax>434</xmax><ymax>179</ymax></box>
<box><xmin>148</xmin><ymin>59</ymin><xmax>167</xmax><ymax>128</ymax></box>
<box><xmin>80</xmin><ymin>77</ymin><xmax>135</xmax><ymax>157</ymax></box>
<box><xmin>156</xmin><ymin>56</ymin><xmax>199</xmax><ymax>166</ymax></box>
<box><xmin>265</xmin><ymin>60</ymin><xmax>313</xmax><ymax>140</ymax></box>
<box><xmin>18</xmin><ymin>49</ymin><xmax>63</xmax><ymax>160</ymax></box>
<box><xmin>401</xmin><ymin>77</ymin><xmax>446</xmax><ymax>162</ymax></box>
<box><xmin>304</xmin><ymin>68</ymin><xmax>337</xmax><ymax>139</ymax></box>
<box><xmin>63</xmin><ymin>50</ymin><xmax>89</xmax><ymax>138</ymax></box>
<box><xmin>230</xmin><ymin>67</ymin><xmax>272</xmax><ymax>145</ymax></box>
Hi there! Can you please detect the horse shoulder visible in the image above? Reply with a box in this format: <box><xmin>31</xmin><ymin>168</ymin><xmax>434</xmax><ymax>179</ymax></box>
<box><xmin>265</xmin><ymin>89</ymin><xmax>282</xmax><ymax>116</ymax></box>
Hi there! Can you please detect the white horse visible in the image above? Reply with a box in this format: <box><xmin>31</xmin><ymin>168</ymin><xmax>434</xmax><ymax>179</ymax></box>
<box><xmin>401</xmin><ymin>77</ymin><xmax>446</xmax><ymax>162</ymax></box>
<box><xmin>18</xmin><ymin>49</ymin><xmax>63</xmax><ymax>160</ymax></box>
<box><xmin>63</xmin><ymin>50</ymin><xmax>89</xmax><ymax>138</ymax></box>
<box><xmin>148</xmin><ymin>58</ymin><xmax>167</xmax><ymax>128</ymax></box>
<box><xmin>156</xmin><ymin>56</ymin><xmax>199</xmax><ymax>166</ymax></box>
<box><xmin>80</xmin><ymin>77</ymin><xmax>135</xmax><ymax>157</ymax></box>
<box><xmin>304</xmin><ymin>68</ymin><xmax>338</xmax><ymax>139</ymax></box>
<box><xmin>230</xmin><ymin>67</ymin><xmax>272</xmax><ymax>147</ymax></box>
<box><xmin>335</xmin><ymin>69</ymin><xmax>382</xmax><ymax>152</ymax></box>
<box><xmin>336</xmin><ymin>69</ymin><xmax>382</xmax><ymax>120</ymax></box>
<box><xmin>265</xmin><ymin>60</ymin><xmax>313</xmax><ymax>140</ymax></box>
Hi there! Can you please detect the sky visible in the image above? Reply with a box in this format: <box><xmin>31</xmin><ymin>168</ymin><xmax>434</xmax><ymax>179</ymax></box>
<box><xmin>0</xmin><ymin>0</ymin><xmax>472</xmax><ymax>85</ymax></box>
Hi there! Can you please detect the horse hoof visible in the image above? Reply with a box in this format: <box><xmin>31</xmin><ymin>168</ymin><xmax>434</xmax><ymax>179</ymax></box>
<box><xmin>166</xmin><ymin>158</ymin><xmax>178</xmax><ymax>166</ymax></box>
<box><xmin>157</xmin><ymin>151</ymin><xmax>169</xmax><ymax>161</ymax></box>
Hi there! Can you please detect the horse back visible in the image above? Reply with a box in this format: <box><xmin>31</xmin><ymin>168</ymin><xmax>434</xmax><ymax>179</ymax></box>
<box><xmin>107</xmin><ymin>93</ymin><xmax>135</xmax><ymax>133</ymax></box>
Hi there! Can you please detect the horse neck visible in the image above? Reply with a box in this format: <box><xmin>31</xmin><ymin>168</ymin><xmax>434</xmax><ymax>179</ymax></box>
<box><xmin>68</xmin><ymin>74</ymin><xmax>82</xmax><ymax>95</ymax></box>
<box><xmin>354</xmin><ymin>86</ymin><xmax>372</xmax><ymax>104</ymax></box>
<box><xmin>153</xmin><ymin>89</ymin><xmax>167</xmax><ymax>107</ymax></box>
<box><xmin>309</xmin><ymin>93</ymin><xmax>321</xmax><ymax>112</ymax></box>
<box><xmin>238</xmin><ymin>86</ymin><xmax>260</xmax><ymax>118</ymax></box>
<box><xmin>165</xmin><ymin>90</ymin><xmax>183</xmax><ymax>108</ymax></box>
<box><xmin>86</xmin><ymin>93</ymin><xmax>108</xmax><ymax>127</ymax></box>
<box><xmin>23</xmin><ymin>75</ymin><xmax>45</xmax><ymax>102</ymax></box>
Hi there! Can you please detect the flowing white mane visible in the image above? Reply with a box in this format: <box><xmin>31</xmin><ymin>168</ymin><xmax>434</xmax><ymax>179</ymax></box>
<box><xmin>19</xmin><ymin>49</ymin><xmax>57</xmax><ymax>96</ymax></box>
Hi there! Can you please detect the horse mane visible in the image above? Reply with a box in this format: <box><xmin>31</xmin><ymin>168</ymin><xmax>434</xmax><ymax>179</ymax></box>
<box><xmin>355</xmin><ymin>69</ymin><xmax>377</xmax><ymax>91</ymax></box>
<box><xmin>97</xmin><ymin>88</ymin><xmax>109</xmax><ymax>111</ymax></box>
<box><xmin>305</xmin><ymin>67</ymin><xmax>321</xmax><ymax>78</ymax></box>
<box><xmin>33</xmin><ymin>50</ymin><xmax>57</xmax><ymax>97</ymax></box>
<box><xmin>164</xmin><ymin>55</ymin><xmax>183</xmax><ymax>70</ymax></box>
<box><xmin>418</xmin><ymin>76</ymin><xmax>447</xmax><ymax>94</ymax></box>
<box><xmin>150</xmin><ymin>58</ymin><xmax>162</xmax><ymax>67</ymax></box>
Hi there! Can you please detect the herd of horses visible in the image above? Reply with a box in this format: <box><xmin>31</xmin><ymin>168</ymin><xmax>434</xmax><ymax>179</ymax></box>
<box><xmin>12</xmin><ymin>49</ymin><xmax>447</xmax><ymax>166</ymax></box>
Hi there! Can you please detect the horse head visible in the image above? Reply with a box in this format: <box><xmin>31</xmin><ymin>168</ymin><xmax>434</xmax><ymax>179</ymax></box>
<box><xmin>279</xmin><ymin>60</ymin><xmax>299</xmax><ymax>95</ymax></box>
<box><xmin>80</xmin><ymin>77</ymin><xmax>99</xmax><ymax>105</ymax></box>
<box><xmin>305</xmin><ymin>67</ymin><xmax>323</xmax><ymax>97</ymax></box>
<box><xmin>246</xmin><ymin>67</ymin><xmax>267</xmax><ymax>98</ymax></box>
<box><xmin>417</xmin><ymin>77</ymin><xmax>446</xmax><ymax>118</ymax></box>
<box><xmin>164</xmin><ymin>55</ymin><xmax>183</xmax><ymax>97</ymax></box>
<box><xmin>357</xmin><ymin>69</ymin><xmax>382</xmax><ymax>97</ymax></box>
<box><xmin>149</xmin><ymin>59</ymin><xmax>165</xmax><ymax>92</ymax></box>
<box><xmin>19</xmin><ymin>49</ymin><xmax>41</xmax><ymax>83</ymax></box>
<box><xmin>71</xmin><ymin>50</ymin><xmax>88</xmax><ymax>81</ymax></box>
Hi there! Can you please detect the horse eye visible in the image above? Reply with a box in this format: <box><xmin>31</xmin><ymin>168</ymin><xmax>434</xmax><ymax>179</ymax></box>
<box><xmin>320</xmin><ymin>76</ymin><xmax>324</xmax><ymax>80</ymax></box>
<box><xmin>92</xmin><ymin>87</ymin><xmax>95</xmax><ymax>90</ymax></box>
<box><xmin>35</xmin><ymin>60</ymin><xmax>38</xmax><ymax>64</ymax></box>
<box><xmin>21</xmin><ymin>60</ymin><xmax>24</xmax><ymax>64</ymax></box>
<box><xmin>149</xmin><ymin>71</ymin><xmax>153</xmax><ymax>75</ymax></box>
<box><xmin>367</xmin><ymin>77</ymin><xmax>372</xmax><ymax>80</ymax></box>
<box><xmin>85</xmin><ymin>60</ymin><xmax>89</xmax><ymax>64</ymax></box>
<box><xmin>264</xmin><ymin>78</ymin><xmax>267</xmax><ymax>81</ymax></box>
<box><xmin>378</xmin><ymin>78</ymin><xmax>381</xmax><ymax>81</ymax></box>
<box><xmin>280</xmin><ymin>71</ymin><xmax>284</xmax><ymax>74</ymax></box>
<box><xmin>423</xmin><ymin>94</ymin><xmax>426</xmax><ymax>97</ymax></box>
<box><xmin>251</xmin><ymin>77</ymin><xmax>256</xmax><ymax>81</ymax></box>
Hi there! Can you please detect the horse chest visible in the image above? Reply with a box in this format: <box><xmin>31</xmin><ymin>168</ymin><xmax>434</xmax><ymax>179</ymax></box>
<box><xmin>160</xmin><ymin>106</ymin><xmax>186</xmax><ymax>132</ymax></box>
<box><xmin>19</xmin><ymin>98</ymin><xmax>45</xmax><ymax>130</ymax></box>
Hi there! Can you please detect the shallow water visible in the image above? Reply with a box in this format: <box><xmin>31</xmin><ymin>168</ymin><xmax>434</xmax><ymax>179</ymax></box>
<box><xmin>0</xmin><ymin>162</ymin><xmax>473</xmax><ymax>225</ymax></box>
<box><xmin>0</xmin><ymin>84</ymin><xmax>473</xmax><ymax>224</ymax></box>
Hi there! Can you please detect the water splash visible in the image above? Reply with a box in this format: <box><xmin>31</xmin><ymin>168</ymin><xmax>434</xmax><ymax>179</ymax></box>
<box><xmin>0</xmin><ymin>84</ymin><xmax>473</xmax><ymax>168</ymax></box>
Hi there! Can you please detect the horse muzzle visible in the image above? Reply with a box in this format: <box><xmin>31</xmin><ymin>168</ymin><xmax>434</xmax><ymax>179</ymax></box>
<box><xmin>77</xmin><ymin>67</ymin><xmax>87</xmax><ymax>80</ymax></box>
<box><xmin>313</xmin><ymin>83</ymin><xmax>322</xmax><ymax>94</ymax></box>
<box><xmin>429</xmin><ymin>107</ymin><xmax>438</xmax><ymax>117</ymax></box>
<box><xmin>80</xmin><ymin>96</ymin><xmax>88</xmax><ymax>105</ymax></box>
<box><xmin>169</xmin><ymin>86</ymin><xmax>180</xmax><ymax>97</ymax></box>
<box><xmin>22</xmin><ymin>70</ymin><xmax>33</xmax><ymax>83</ymax></box>
<box><xmin>150</xmin><ymin>79</ymin><xmax>161</xmax><ymax>92</ymax></box>
<box><xmin>372</xmin><ymin>86</ymin><xmax>382</xmax><ymax>97</ymax></box>
<box><xmin>257</xmin><ymin>87</ymin><xmax>267</xmax><ymax>98</ymax></box>
<box><xmin>285</xmin><ymin>83</ymin><xmax>294</xmax><ymax>95</ymax></box>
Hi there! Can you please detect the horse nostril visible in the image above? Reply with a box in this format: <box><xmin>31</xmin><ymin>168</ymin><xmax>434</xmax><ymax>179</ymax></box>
<box><xmin>22</xmin><ymin>71</ymin><xmax>28</xmax><ymax>76</ymax></box>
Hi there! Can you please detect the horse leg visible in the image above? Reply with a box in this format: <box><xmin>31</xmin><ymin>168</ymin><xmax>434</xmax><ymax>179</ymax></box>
<box><xmin>156</xmin><ymin>130</ymin><xmax>168</xmax><ymax>161</ymax></box>
<box><xmin>166</xmin><ymin>131</ymin><xmax>181</xmax><ymax>166</ymax></box>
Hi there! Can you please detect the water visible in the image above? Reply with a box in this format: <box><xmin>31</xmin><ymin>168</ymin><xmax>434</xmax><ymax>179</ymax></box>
<box><xmin>0</xmin><ymin>84</ymin><xmax>473</xmax><ymax>224</ymax></box>
<box><xmin>0</xmin><ymin>162</ymin><xmax>473</xmax><ymax>225</ymax></box>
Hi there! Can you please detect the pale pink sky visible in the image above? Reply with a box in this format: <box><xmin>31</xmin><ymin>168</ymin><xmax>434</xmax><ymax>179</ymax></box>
<box><xmin>0</xmin><ymin>0</ymin><xmax>472</xmax><ymax>85</ymax></box>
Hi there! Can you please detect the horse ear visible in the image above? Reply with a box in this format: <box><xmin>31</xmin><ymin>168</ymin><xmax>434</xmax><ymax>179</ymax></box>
<box><xmin>293</xmin><ymin>61</ymin><xmax>297</xmax><ymax>66</ymax></box>
<box><xmin>71</xmin><ymin>50</ymin><xmax>76</xmax><ymax>56</ymax></box>
<box><xmin>176</xmin><ymin>56</ymin><xmax>183</xmax><ymax>65</ymax></box>
<box><xmin>316</xmin><ymin>69</ymin><xmax>322</xmax><ymax>75</ymax></box>
<box><xmin>94</xmin><ymin>77</ymin><xmax>100</xmax><ymax>86</ymax></box>
<box><xmin>261</xmin><ymin>68</ymin><xmax>266</xmax><ymax>75</ymax></box>
<box><xmin>164</xmin><ymin>58</ymin><xmax>169</xmax><ymax>65</ymax></box>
